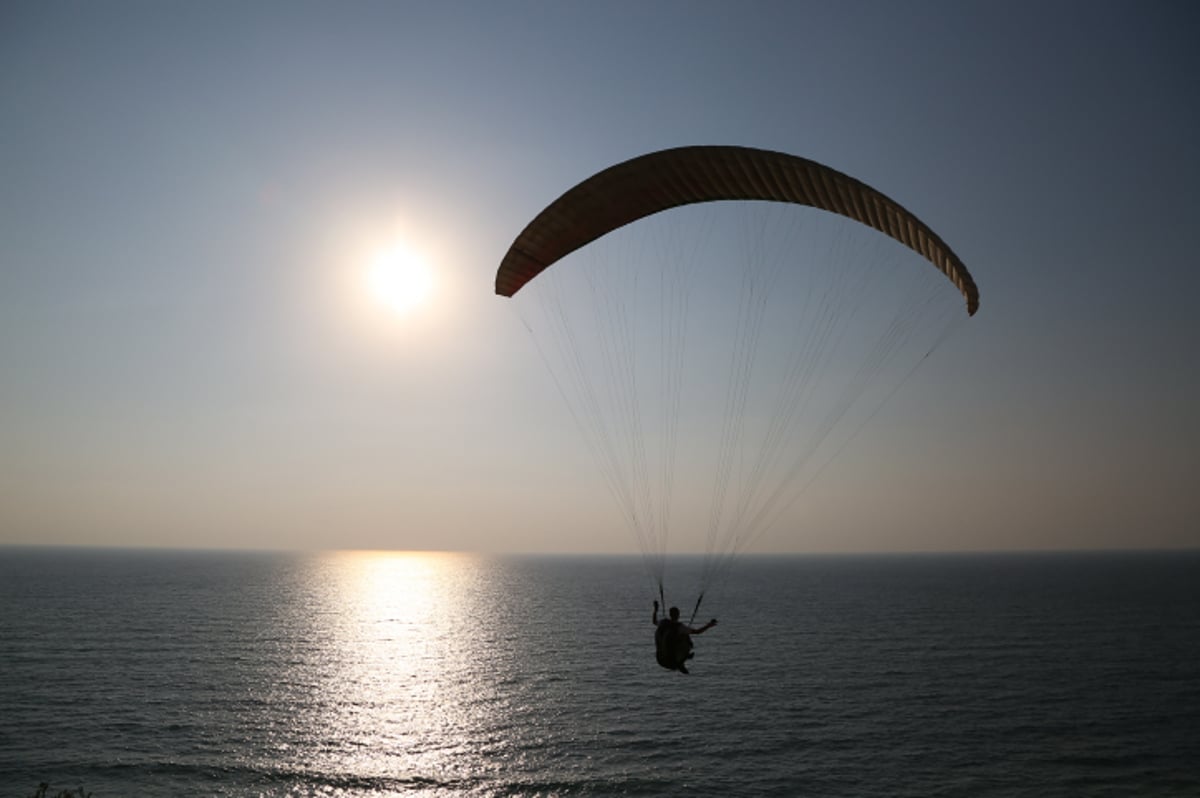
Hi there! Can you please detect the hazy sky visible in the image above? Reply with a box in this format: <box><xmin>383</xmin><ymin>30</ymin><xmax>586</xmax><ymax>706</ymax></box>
<box><xmin>2</xmin><ymin>1</ymin><xmax>1197</xmax><ymax>554</ymax></box>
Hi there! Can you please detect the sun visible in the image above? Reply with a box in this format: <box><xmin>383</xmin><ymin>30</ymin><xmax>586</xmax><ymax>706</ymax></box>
<box><xmin>367</xmin><ymin>244</ymin><xmax>433</xmax><ymax>316</ymax></box>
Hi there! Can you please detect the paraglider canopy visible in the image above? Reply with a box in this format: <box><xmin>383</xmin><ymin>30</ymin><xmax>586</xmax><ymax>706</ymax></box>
<box><xmin>495</xmin><ymin>145</ymin><xmax>978</xmax><ymax>316</ymax></box>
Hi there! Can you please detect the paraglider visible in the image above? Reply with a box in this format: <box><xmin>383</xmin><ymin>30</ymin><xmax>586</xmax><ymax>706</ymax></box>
<box><xmin>653</xmin><ymin>601</ymin><xmax>716</xmax><ymax>674</ymax></box>
<box><xmin>495</xmin><ymin>146</ymin><xmax>979</xmax><ymax>670</ymax></box>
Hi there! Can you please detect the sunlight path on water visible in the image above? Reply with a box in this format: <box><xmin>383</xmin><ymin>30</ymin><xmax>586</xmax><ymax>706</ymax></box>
<box><xmin>278</xmin><ymin>552</ymin><xmax>505</xmax><ymax>790</ymax></box>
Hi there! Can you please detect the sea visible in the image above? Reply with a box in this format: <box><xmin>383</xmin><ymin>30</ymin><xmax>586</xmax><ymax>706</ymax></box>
<box><xmin>1</xmin><ymin>548</ymin><xmax>1198</xmax><ymax>798</ymax></box>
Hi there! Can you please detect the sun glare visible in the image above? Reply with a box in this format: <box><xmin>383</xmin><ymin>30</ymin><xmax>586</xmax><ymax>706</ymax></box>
<box><xmin>367</xmin><ymin>244</ymin><xmax>433</xmax><ymax>316</ymax></box>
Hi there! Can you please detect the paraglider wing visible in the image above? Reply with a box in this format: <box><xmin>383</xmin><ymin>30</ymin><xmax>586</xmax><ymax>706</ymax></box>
<box><xmin>495</xmin><ymin>145</ymin><xmax>979</xmax><ymax>316</ymax></box>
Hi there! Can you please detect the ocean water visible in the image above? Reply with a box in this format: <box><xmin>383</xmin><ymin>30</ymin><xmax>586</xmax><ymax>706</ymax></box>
<box><xmin>1</xmin><ymin>548</ymin><xmax>1198</xmax><ymax>797</ymax></box>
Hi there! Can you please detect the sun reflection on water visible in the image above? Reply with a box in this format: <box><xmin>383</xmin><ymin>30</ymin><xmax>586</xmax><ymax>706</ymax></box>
<box><xmin>275</xmin><ymin>550</ymin><xmax>507</xmax><ymax>792</ymax></box>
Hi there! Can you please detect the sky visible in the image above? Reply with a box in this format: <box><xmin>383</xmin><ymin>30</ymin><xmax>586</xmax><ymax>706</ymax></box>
<box><xmin>2</xmin><ymin>0</ymin><xmax>1197</xmax><ymax>555</ymax></box>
